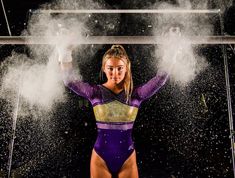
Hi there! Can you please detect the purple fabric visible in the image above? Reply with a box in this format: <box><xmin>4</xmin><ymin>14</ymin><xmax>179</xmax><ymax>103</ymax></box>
<box><xmin>131</xmin><ymin>71</ymin><xmax>169</xmax><ymax>106</ymax></box>
<box><xmin>62</xmin><ymin>69</ymin><xmax>168</xmax><ymax>174</ymax></box>
<box><xmin>96</xmin><ymin>122</ymin><xmax>134</xmax><ymax>130</ymax></box>
<box><xmin>94</xmin><ymin>128</ymin><xmax>134</xmax><ymax>174</ymax></box>
<box><xmin>63</xmin><ymin>69</ymin><xmax>168</xmax><ymax>107</ymax></box>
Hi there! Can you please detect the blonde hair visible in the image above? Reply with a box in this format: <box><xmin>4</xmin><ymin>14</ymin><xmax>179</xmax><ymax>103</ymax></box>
<box><xmin>100</xmin><ymin>45</ymin><xmax>133</xmax><ymax>103</ymax></box>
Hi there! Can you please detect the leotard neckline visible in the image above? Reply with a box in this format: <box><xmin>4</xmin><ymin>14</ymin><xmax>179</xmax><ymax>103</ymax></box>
<box><xmin>99</xmin><ymin>84</ymin><xmax>125</xmax><ymax>96</ymax></box>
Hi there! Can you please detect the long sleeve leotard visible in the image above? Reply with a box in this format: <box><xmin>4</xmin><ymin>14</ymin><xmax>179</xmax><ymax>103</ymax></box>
<box><xmin>62</xmin><ymin>69</ymin><xmax>168</xmax><ymax>174</ymax></box>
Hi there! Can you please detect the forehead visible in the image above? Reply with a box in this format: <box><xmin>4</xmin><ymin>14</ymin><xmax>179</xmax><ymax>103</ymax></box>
<box><xmin>105</xmin><ymin>57</ymin><xmax>126</xmax><ymax>66</ymax></box>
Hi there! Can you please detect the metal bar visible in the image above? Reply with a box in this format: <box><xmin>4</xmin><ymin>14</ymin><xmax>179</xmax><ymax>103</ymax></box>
<box><xmin>36</xmin><ymin>9</ymin><xmax>221</xmax><ymax>14</ymax></box>
<box><xmin>7</xmin><ymin>71</ymin><xmax>21</xmax><ymax>178</ymax></box>
<box><xmin>0</xmin><ymin>0</ymin><xmax>12</xmax><ymax>36</ymax></box>
<box><xmin>219</xmin><ymin>12</ymin><xmax>235</xmax><ymax>178</ymax></box>
<box><xmin>1</xmin><ymin>36</ymin><xmax>235</xmax><ymax>44</ymax></box>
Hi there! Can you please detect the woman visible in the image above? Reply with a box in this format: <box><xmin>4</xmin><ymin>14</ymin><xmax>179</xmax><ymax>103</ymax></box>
<box><xmin>59</xmin><ymin>45</ymin><xmax>169</xmax><ymax>178</ymax></box>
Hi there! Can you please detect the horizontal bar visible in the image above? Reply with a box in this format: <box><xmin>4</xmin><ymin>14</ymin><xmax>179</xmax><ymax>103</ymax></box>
<box><xmin>0</xmin><ymin>36</ymin><xmax>235</xmax><ymax>44</ymax></box>
<box><xmin>36</xmin><ymin>9</ymin><xmax>221</xmax><ymax>14</ymax></box>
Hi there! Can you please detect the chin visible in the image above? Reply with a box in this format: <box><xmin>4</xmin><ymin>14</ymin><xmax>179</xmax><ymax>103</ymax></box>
<box><xmin>113</xmin><ymin>81</ymin><xmax>119</xmax><ymax>84</ymax></box>
<box><xmin>109</xmin><ymin>78</ymin><xmax>124</xmax><ymax>84</ymax></box>
<box><xmin>112</xmin><ymin>80</ymin><xmax>121</xmax><ymax>84</ymax></box>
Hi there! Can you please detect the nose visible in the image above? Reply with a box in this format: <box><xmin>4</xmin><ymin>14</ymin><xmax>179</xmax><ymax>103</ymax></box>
<box><xmin>112</xmin><ymin>68</ymin><xmax>118</xmax><ymax>76</ymax></box>
<box><xmin>110</xmin><ymin>68</ymin><xmax>119</xmax><ymax>80</ymax></box>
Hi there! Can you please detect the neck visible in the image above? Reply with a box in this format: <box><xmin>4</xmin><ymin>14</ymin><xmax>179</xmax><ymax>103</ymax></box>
<box><xmin>103</xmin><ymin>81</ymin><xmax>124</xmax><ymax>91</ymax></box>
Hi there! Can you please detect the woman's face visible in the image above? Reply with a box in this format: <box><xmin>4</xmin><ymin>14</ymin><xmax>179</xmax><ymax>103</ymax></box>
<box><xmin>103</xmin><ymin>57</ymin><xmax>127</xmax><ymax>85</ymax></box>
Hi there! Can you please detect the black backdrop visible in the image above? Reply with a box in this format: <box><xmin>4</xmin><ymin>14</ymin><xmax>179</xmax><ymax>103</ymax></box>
<box><xmin>0</xmin><ymin>0</ymin><xmax>235</xmax><ymax>178</ymax></box>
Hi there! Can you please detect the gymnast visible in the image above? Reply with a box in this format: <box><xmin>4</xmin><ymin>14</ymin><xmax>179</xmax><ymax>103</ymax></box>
<box><xmin>58</xmin><ymin>44</ymin><xmax>174</xmax><ymax>178</ymax></box>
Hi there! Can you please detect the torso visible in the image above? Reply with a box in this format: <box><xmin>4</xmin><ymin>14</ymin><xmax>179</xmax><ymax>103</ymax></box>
<box><xmin>93</xmin><ymin>84</ymin><xmax>138</xmax><ymax>174</ymax></box>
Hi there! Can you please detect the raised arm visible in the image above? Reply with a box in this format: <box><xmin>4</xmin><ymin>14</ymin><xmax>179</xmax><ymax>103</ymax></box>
<box><xmin>133</xmin><ymin>34</ymin><xmax>182</xmax><ymax>102</ymax></box>
<box><xmin>133</xmin><ymin>71</ymin><xmax>169</xmax><ymax>102</ymax></box>
<box><xmin>58</xmin><ymin>49</ymin><xmax>95</xmax><ymax>100</ymax></box>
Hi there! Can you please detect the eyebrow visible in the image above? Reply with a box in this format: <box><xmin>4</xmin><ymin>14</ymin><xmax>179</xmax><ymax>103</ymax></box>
<box><xmin>107</xmin><ymin>65</ymin><xmax>124</xmax><ymax>67</ymax></box>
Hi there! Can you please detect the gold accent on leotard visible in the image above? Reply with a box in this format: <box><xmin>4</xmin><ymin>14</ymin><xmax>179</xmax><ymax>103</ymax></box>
<box><xmin>93</xmin><ymin>100</ymin><xmax>138</xmax><ymax>122</ymax></box>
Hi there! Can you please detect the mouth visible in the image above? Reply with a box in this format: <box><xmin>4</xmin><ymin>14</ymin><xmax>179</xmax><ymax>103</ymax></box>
<box><xmin>111</xmin><ymin>78</ymin><xmax>119</xmax><ymax>82</ymax></box>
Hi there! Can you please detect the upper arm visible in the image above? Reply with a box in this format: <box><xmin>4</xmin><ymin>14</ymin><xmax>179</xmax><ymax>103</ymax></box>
<box><xmin>66</xmin><ymin>80</ymin><xmax>95</xmax><ymax>100</ymax></box>
<box><xmin>61</xmin><ymin>68</ymin><xmax>95</xmax><ymax>100</ymax></box>
<box><xmin>133</xmin><ymin>71</ymin><xmax>169</xmax><ymax>102</ymax></box>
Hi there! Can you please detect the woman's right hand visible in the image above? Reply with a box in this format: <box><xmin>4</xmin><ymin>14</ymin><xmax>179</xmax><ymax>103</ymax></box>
<box><xmin>57</xmin><ymin>49</ymin><xmax>73</xmax><ymax>63</ymax></box>
<box><xmin>56</xmin><ymin>24</ymin><xmax>76</xmax><ymax>63</ymax></box>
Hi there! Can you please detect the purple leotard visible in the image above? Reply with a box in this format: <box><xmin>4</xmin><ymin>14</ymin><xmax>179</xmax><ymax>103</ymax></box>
<box><xmin>62</xmin><ymin>69</ymin><xmax>168</xmax><ymax>174</ymax></box>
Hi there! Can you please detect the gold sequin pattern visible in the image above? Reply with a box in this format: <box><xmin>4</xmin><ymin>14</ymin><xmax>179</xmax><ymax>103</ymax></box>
<box><xmin>93</xmin><ymin>100</ymin><xmax>138</xmax><ymax>122</ymax></box>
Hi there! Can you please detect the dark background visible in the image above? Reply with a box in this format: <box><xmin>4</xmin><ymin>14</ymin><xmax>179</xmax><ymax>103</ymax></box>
<box><xmin>1</xmin><ymin>0</ymin><xmax>235</xmax><ymax>178</ymax></box>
